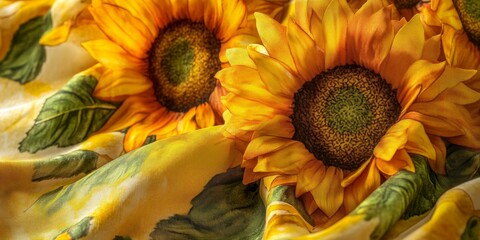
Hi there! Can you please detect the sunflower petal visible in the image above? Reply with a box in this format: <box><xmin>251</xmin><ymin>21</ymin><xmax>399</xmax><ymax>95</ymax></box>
<box><xmin>345</xmin><ymin>159</ymin><xmax>381</xmax><ymax>211</ymax></box>
<box><xmin>374</xmin><ymin>119</ymin><xmax>435</xmax><ymax>161</ymax></box>
<box><xmin>218</xmin><ymin>0</ymin><xmax>247</xmax><ymax>41</ymax></box>
<box><xmin>94</xmin><ymin>69</ymin><xmax>153</xmax><ymax>102</ymax></box>
<box><xmin>225</xmin><ymin>48</ymin><xmax>255</xmax><ymax>68</ymax></box>
<box><xmin>252</xmin><ymin>115</ymin><xmax>295</xmax><ymax>139</ymax></box>
<box><xmin>195</xmin><ymin>103</ymin><xmax>215</xmax><ymax>128</ymax></box>
<box><xmin>417</xmin><ymin>66</ymin><xmax>476</xmax><ymax>102</ymax></box>
<box><xmin>254</xmin><ymin>141</ymin><xmax>315</xmax><ymax>175</ymax></box>
<box><xmin>248</xmin><ymin>45</ymin><xmax>301</xmax><ymax>98</ymax></box>
<box><xmin>101</xmin><ymin>0</ymin><xmax>160</xmax><ymax>37</ymax></box>
<box><xmin>381</xmin><ymin>14</ymin><xmax>424</xmax><ymax>84</ymax></box>
<box><xmin>89</xmin><ymin>2</ymin><xmax>152</xmax><ymax>58</ymax></box>
<box><xmin>322</xmin><ymin>0</ymin><xmax>352</xmax><ymax>69</ymax></box>
<box><xmin>220</xmin><ymin>33</ymin><xmax>260</xmax><ymax>63</ymax></box>
<box><xmin>123</xmin><ymin>108</ymin><xmax>172</xmax><ymax>152</ymax></box>
<box><xmin>82</xmin><ymin>39</ymin><xmax>146</xmax><ymax>70</ymax></box>
<box><xmin>244</xmin><ymin>136</ymin><xmax>296</xmax><ymax>161</ymax></box>
<box><xmin>255</xmin><ymin>12</ymin><xmax>296</xmax><ymax>72</ymax></box>
<box><xmin>287</xmin><ymin>18</ymin><xmax>324</xmax><ymax>81</ymax></box>
<box><xmin>177</xmin><ymin>107</ymin><xmax>198</xmax><ymax>134</ymax></box>
<box><xmin>310</xmin><ymin>167</ymin><xmax>344</xmax><ymax>217</ymax></box>
<box><xmin>296</xmin><ymin>161</ymin><xmax>326</xmax><ymax>197</ymax></box>
<box><xmin>204</xmin><ymin>0</ymin><xmax>222</xmax><ymax>32</ymax></box>
<box><xmin>348</xmin><ymin>6</ymin><xmax>394</xmax><ymax>71</ymax></box>
<box><xmin>100</xmin><ymin>95</ymin><xmax>160</xmax><ymax>133</ymax></box>
<box><xmin>376</xmin><ymin>149</ymin><xmax>415</xmax><ymax>176</ymax></box>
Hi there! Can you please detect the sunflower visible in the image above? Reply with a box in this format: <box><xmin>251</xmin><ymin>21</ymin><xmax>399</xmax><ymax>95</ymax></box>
<box><xmin>218</xmin><ymin>0</ymin><xmax>480</xmax><ymax>227</ymax></box>
<box><xmin>82</xmin><ymin>0</ymin><xmax>288</xmax><ymax>152</ymax></box>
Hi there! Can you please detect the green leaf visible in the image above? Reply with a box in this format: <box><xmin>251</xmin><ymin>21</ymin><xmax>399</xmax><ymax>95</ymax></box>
<box><xmin>32</xmin><ymin>150</ymin><xmax>99</xmax><ymax>182</ymax></box>
<box><xmin>461</xmin><ymin>216</ymin><xmax>480</xmax><ymax>240</ymax></box>
<box><xmin>34</xmin><ymin>148</ymin><xmax>145</xmax><ymax>215</ymax></box>
<box><xmin>150</xmin><ymin>167</ymin><xmax>265</xmax><ymax>240</ymax></box>
<box><xmin>349</xmin><ymin>155</ymin><xmax>443</xmax><ymax>239</ymax></box>
<box><xmin>54</xmin><ymin>216</ymin><xmax>93</xmax><ymax>240</ymax></box>
<box><xmin>0</xmin><ymin>13</ymin><xmax>52</xmax><ymax>84</ymax></box>
<box><xmin>19</xmin><ymin>75</ymin><xmax>117</xmax><ymax>153</ymax></box>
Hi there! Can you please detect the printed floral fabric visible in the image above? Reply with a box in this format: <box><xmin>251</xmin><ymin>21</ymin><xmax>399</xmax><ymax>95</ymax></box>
<box><xmin>0</xmin><ymin>0</ymin><xmax>479</xmax><ymax>239</ymax></box>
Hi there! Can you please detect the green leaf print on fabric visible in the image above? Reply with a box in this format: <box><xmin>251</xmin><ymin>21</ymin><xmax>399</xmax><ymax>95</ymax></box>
<box><xmin>19</xmin><ymin>75</ymin><xmax>117</xmax><ymax>153</ymax></box>
<box><xmin>0</xmin><ymin>13</ymin><xmax>52</xmax><ymax>84</ymax></box>
<box><xmin>33</xmin><ymin>147</ymin><xmax>146</xmax><ymax>215</ymax></box>
<box><xmin>150</xmin><ymin>167</ymin><xmax>265</xmax><ymax>240</ymax></box>
<box><xmin>53</xmin><ymin>216</ymin><xmax>93</xmax><ymax>240</ymax></box>
<box><xmin>461</xmin><ymin>216</ymin><xmax>480</xmax><ymax>240</ymax></box>
<box><xmin>269</xmin><ymin>185</ymin><xmax>314</xmax><ymax>226</ymax></box>
<box><xmin>32</xmin><ymin>150</ymin><xmax>99</xmax><ymax>181</ymax></box>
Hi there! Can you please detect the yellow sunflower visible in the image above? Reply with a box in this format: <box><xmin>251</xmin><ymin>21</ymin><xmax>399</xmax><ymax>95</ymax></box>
<box><xmin>218</xmin><ymin>0</ymin><xmax>480</xmax><ymax>227</ymax></box>
<box><xmin>82</xmin><ymin>0</ymin><xmax>288</xmax><ymax>152</ymax></box>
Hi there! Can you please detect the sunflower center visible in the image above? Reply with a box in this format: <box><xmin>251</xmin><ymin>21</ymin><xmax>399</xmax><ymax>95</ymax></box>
<box><xmin>453</xmin><ymin>0</ymin><xmax>480</xmax><ymax>48</ymax></box>
<box><xmin>291</xmin><ymin>65</ymin><xmax>401</xmax><ymax>170</ymax></box>
<box><xmin>148</xmin><ymin>20</ymin><xmax>221</xmax><ymax>112</ymax></box>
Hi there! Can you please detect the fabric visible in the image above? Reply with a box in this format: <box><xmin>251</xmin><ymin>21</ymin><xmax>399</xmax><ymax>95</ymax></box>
<box><xmin>0</xmin><ymin>0</ymin><xmax>479</xmax><ymax>239</ymax></box>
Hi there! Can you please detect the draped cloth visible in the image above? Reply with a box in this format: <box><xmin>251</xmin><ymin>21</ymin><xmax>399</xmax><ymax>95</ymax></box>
<box><xmin>1</xmin><ymin>0</ymin><xmax>480</xmax><ymax>239</ymax></box>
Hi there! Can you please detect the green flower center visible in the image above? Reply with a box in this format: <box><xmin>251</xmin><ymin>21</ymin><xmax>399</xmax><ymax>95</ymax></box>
<box><xmin>453</xmin><ymin>0</ymin><xmax>480</xmax><ymax>48</ymax></box>
<box><xmin>291</xmin><ymin>65</ymin><xmax>401</xmax><ymax>170</ymax></box>
<box><xmin>148</xmin><ymin>20</ymin><xmax>221</xmax><ymax>112</ymax></box>
<box><xmin>393</xmin><ymin>0</ymin><xmax>422</xmax><ymax>9</ymax></box>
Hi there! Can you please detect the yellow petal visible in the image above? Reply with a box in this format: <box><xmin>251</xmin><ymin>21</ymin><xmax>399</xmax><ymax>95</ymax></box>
<box><xmin>254</xmin><ymin>141</ymin><xmax>315</xmax><ymax>175</ymax></box>
<box><xmin>186</xmin><ymin>0</ymin><xmax>205</xmax><ymax>22</ymax></box>
<box><xmin>225</xmin><ymin>48</ymin><xmax>255</xmax><ymax>68</ymax></box>
<box><xmin>99</xmin><ymin>95</ymin><xmax>159</xmax><ymax>133</ymax></box>
<box><xmin>310</xmin><ymin>167</ymin><xmax>344</xmax><ymax>217</ymax></box>
<box><xmin>421</xmin><ymin>35</ymin><xmax>441</xmax><ymax>62</ymax></box>
<box><xmin>244</xmin><ymin>136</ymin><xmax>296</xmax><ymax>161</ymax></box>
<box><xmin>177</xmin><ymin>107</ymin><xmax>198</xmax><ymax>134</ymax></box>
<box><xmin>124</xmin><ymin>108</ymin><xmax>172</xmax><ymax>152</ymax></box>
<box><xmin>216</xmin><ymin>65</ymin><xmax>292</xmax><ymax>108</ymax></box>
<box><xmin>39</xmin><ymin>21</ymin><xmax>71</xmax><ymax>46</ymax></box>
<box><xmin>217</xmin><ymin>0</ymin><xmax>247</xmax><ymax>41</ymax></box>
<box><xmin>248</xmin><ymin>45</ymin><xmax>301</xmax><ymax>98</ymax></box>
<box><xmin>322</xmin><ymin>0</ymin><xmax>352</xmax><ymax>69</ymax></box>
<box><xmin>82</xmin><ymin>39</ymin><xmax>146</xmax><ymax>70</ymax></box>
<box><xmin>203</xmin><ymin>0</ymin><xmax>222</xmax><ymax>32</ymax></box>
<box><xmin>376</xmin><ymin>149</ymin><xmax>414</xmax><ymax>176</ymax></box>
<box><xmin>223</xmin><ymin>95</ymin><xmax>287</xmax><ymax>122</ymax></box>
<box><xmin>287</xmin><ymin>18</ymin><xmax>324</xmax><ymax>81</ymax></box>
<box><xmin>296</xmin><ymin>161</ymin><xmax>326</xmax><ymax>197</ymax></box>
<box><xmin>101</xmin><ymin>0</ymin><xmax>160</xmax><ymax>37</ymax></box>
<box><xmin>94</xmin><ymin>69</ymin><xmax>153</xmax><ymax>102</ymax></box>
<box><xmin>89</xmin><ymin>2</ymin><xmax>152</xmax><ymax>58</ymax></box>
<box><xmin>195</xmin><ymin>103</ymin><xmax>215</xmax><ymax>128</ymax></box>
<box><xmin>341</xmin><ymin>157</ymin><xmax>372</xmax><ymax>187</ymax></box>
<box><xmin>442</xmin><ymin>25</ymin><xmax>480</xmax><ymax>69</ymax></box>
<box><xmin>255</xmin><ymin>12</ymin><xmax>296</xmax><ymax>72</ymax></box>
<box><xmin>381</xmin><ymin>14</ymin><xmax>424</xmax><ymax>85</ymax></box>
<box><xmin>252</xmin><ymin>114</ymin><xmax>295</xmax><ymax>139</ymax></box>
<box><xmin>348</xmin><ymin>6</ymin><xmax>394</xmax><ymax>71</ymax></box>
<box><xmin>219</xmin><ymin>33</ymin><xmax>260</xmax><ymax>63</ymax></box>
<box><xmin>346</xmin><ymin>159</ymin><xmax>381</xmax><ymax>209</ymax></box>
<box><xmin>429</xmin><ymin>136</ymin><xmax>446</xmax><ymax>174</ymax></box>
<box><xmin>374</xmin><ymin>119</ymin><xmax>435</xmax><ymax>161</ymax></box>
<box><xmin>406</xmin><ymin>101</ymin><xmax>480</xmax><ymax>149</ymax></box>
<box><xmin>417</xmin><ymin>66</ymin><xmax>477</xmax><ymax>102</ymax></box>
<box><xmin>396</xmin><ymin>60</ymin><xmax>446</xmax><ymax>112</ymax></box>
<box><xmin>429</xmin><ymin>0</ymin><xmax>462</xmax><ymax>30</ymax></box>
